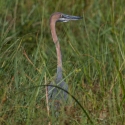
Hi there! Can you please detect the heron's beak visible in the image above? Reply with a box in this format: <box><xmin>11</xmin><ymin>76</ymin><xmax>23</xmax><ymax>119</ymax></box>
<box><xmin>57</xmin><ymin>14</ymin><xmax>82</xmax><ymax>22</ymax></box>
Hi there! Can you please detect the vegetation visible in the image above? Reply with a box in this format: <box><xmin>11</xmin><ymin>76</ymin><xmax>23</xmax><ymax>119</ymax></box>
<box><xmin>0</xmin><ymin>0</ymin><xmax>125</xmax><ymax>124</ymax></box>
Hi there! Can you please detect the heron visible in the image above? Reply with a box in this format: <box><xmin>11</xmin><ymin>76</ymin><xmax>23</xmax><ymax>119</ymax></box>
<box><xmin>48</xmin><ymin>12</ymin><xmax>82</xmax><ymax>110</ymax></box>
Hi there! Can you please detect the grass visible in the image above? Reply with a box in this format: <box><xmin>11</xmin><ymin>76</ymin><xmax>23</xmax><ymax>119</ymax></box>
<box><xmin>0</xmin><ymin>0</ymin><xmax>125</xmax><ymax>124</ymax></box>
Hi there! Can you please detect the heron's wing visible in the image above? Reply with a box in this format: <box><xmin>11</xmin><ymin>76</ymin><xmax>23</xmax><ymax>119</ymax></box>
<box><xmin>48</xmin><ymin>80</ymin><xmax>68</xmax><ymax>100</ymax></box>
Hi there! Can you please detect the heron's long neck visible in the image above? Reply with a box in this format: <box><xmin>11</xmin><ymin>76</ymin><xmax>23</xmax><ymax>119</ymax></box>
<box><xmin>50</xmin><ymin>21</ymin><xmax>63</xmax><ymax>79</ymax></box>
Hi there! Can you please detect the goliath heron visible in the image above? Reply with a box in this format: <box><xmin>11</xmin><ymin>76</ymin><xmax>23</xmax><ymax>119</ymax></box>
<box><xmin>48</xmin><ymin>12</ymin><xmax>82</xmax><ymax>109</ymax></box>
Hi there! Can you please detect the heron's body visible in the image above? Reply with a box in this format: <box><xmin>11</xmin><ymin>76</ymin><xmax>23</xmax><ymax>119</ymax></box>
<box><xmin>48</xmin><ymin>67</ymin><xmax>68</xmax><ymax>100</ymax></box>
<box><xmin>48</xmin><ymin>12</ymin><xmax>82</xmax><ymax>109</ymax></box>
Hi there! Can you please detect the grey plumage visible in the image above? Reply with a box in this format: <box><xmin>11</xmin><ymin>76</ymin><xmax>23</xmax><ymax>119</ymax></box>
<box><xmin>48</xmin><ymin>67</ymin><xmax>68</xmax><ymax>101</ymax></box>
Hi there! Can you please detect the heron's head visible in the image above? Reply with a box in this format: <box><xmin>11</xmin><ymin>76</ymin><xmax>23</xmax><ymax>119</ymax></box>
<box><xmin>50</xmin><ymin>12</ymin><xmax>82</xmax><ymax>23</ymax></box>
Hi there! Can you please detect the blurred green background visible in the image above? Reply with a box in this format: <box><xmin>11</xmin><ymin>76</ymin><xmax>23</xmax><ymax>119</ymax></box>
<box><xmin>0</xmin><ymin>0</ymin><xmax>125</xmax><ymax>124</ymax></box>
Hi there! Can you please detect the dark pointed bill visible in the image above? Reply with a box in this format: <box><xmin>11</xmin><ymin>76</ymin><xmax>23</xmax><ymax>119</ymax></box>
<box><xmin>57</xmin><ymin>14</ymin><xmax>82</xmax><ymax>22</ymax></box>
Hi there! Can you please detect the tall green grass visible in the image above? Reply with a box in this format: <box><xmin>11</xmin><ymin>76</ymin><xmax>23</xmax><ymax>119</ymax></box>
<box><xmin>0</xmin><ymin>0</ymin><xmax>125</xmax><ymax>124</ymax></box>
